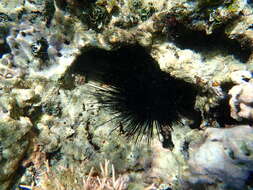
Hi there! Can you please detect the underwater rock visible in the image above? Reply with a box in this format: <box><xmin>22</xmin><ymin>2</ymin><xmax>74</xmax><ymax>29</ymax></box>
<box><xmin>5</xmin><ymin>22</ymin><xmax>79</xmax><ymax>80</ymax></box>
<box><xmin>0</xmin><ymin>116</ymin><xmax>32</xmax><ymax>190</ymax></box>
<box><xmin>186</xmin><ymin>125</ymin><xmax>253</xmax><ymax>190</ymax></box>
<box><xmin>0</xmin><ymin>0</ymin><xmax>253</xmax><ymax>189</ymax></box>
<box><xmin>225</xmin><ymin>5</ymin><xmax>253</xmax><ymax>50</ymax></box>
<box><xmin>229</xmin><ymin>70</ymin><xmax>253</xmax><ymax>121</ymax></box>
<box><xmin>0</xmin><ymin>0</ymin><xmax>25</xmax><ymax>15</ymax></box>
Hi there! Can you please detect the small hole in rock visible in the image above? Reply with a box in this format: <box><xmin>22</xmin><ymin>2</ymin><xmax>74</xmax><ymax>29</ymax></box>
<box><xmin>208</xmin><ymin>82</ymin><xmax>250</xmax><ymax>127</ymax></box>
<box><xmin>21</xmin><ymin>32</ymin><xmax>26</xmax><ymax>37</ymax></box>
<box><xmin>64</xmin><ymin>40</ymin><xmax>70</xmax><ymax>45</ymax></box>
<box><xmin>0</xmin><ymin>40</ymin><xmax>11</xmax><ymax>58</ymax></box>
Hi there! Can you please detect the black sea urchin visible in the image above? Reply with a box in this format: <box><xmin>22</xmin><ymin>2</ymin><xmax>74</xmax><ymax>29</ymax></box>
<box><xmin>73</xmin><ymin>46</ymin><xmax>200</xmax><ymax>148</ymax></box>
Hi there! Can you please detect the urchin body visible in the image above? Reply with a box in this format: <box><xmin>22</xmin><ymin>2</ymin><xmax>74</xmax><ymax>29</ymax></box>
<box><xmin>74</xmin><ymin>46</ymin><xmax>199</xmax><ymax>147</ymax></box>
<box><xmin>85</xmin><ymin>46</ymin><xmax>198</xmax><ymax>147</ymax></box>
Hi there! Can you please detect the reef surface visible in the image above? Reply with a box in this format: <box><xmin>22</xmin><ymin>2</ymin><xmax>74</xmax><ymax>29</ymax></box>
<box><xmin>0</xmin><ymin>0</ymin><xmax>253</xmax><ymax>190</ymax></box>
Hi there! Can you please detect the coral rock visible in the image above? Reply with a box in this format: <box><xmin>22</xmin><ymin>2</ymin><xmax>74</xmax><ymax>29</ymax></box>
<box><xmin>229</xmin><ymin>71</ymin><xmax>253</xmax><ymax>120</ymax></box>
<box><xmin>187</xmin><ymin>125</ymin><xmax>253</xmax><ymax>190</ymax></box>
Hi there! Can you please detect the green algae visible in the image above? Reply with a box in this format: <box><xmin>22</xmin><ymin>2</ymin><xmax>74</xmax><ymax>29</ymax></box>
<box><xmin>129</xmin><ymin>0</ymin><xmax>156</xmax><ymax>21</ymax></box>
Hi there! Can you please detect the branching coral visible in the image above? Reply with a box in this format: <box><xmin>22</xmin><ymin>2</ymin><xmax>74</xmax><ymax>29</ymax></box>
<box><xmin>26</xmin><ymin>160</ymin><xmax>128</xmax><ymax>190</ymax></box>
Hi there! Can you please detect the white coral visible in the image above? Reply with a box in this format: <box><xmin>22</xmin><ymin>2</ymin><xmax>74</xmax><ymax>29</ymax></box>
<box><xmin>188</xmin><ymin>125</ymin><xmax>253</xmax><ymax>189</ymax></box>
<box><xmin>229</xmin><ymin>70</ymin><xmax>253</xmax><ymax>120</ymax></box>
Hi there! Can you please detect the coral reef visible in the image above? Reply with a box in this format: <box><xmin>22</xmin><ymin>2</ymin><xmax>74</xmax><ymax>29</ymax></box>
<box><xmin>229</xmin><ymin>70</ymin><xmax>253</xmax><ymax>121</ymax></box>
<box><xmin>5</xmin><ymin>22</ymin><xmax>78</xmax><ymax>80</ymax></box>
<box><xmin>0</xmin><ymin>116</ymin><xmax>32</xmax><ymax>190</ymax></box>
<box><xmin>0</xmin><ymin>0</ymin><xmax>253</xmax><ymax>189</ymax></box>
<box><xmin>186</xmin><ymin>125</ymin><xmax>253</xmax><ymax>190</ymax></box>
<box><xmin>33</xmin><ymin>160</ymin><xmax>129</xmax><ymax>190</ymax></box>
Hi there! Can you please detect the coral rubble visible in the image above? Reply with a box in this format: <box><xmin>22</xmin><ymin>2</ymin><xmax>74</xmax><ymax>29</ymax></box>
<box><xmin>0</xmin><ymin>0</ymin><xmax>253</xmax><ymax>189</ymax></box>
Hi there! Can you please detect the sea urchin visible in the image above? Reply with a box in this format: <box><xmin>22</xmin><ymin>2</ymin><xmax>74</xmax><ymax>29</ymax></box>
<box><xmin>73</xmin><ymin>45</ymin><xmax>200</xmax><ymax>148</ymax></box>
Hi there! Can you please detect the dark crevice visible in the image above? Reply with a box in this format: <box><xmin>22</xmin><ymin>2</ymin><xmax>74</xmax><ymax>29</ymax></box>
<box><xmin>0</xmin><ymin>41</ymin><xmax>11</xmax><ymax>58</ymax></box>
<box><xmin>10</xmin><ymin>165</ymin><xmax>27</xmax><ymax>190</ymax></box>
<box><xmin>167</xmin><ymin>23</ymin><xmax>252</xmax><ymax>63</ymax></box>
<box><xmin>44</xmin><ymin>0</ymin><xmax>56</xmax><ymax>27</ymax></box>
<box><xmin>208</xmin><ymin>96</ymin><xmax>239</xmax><ymax>126</ymax></box>
<box><xmin>248</xmin><ymin>0</ymin><xmax>253</xmax><ymax>5</ymax></box>
<box><xmin>0</xmin><ymin>27</ymin><xmax>11</xmax><ymax>58</ymax></box>
<box><xmin>70</xmin><ymin>45</ymin><xmax>201</xmax><ymax>147</ymax></box>
<box><xmin>208</xmin><ymin>82</ymin><xmax>250</xmax><ymax>127</ymax></box>
<box><xmin>85</xmin><ymin>121</ymin><xmax>101</xmax><ymax>151</ymax></box>
<box><xmin>0</xmin><ymin>21</ymin><xmax>11</xmax><ymax>58</ymax></box>
<box><xmin>46</xmin><ymin>149</ymin><xmax>63</xmax><ymax>164</ymax></box>
<box><xmin>210</xmin><ymin>82</ymin><xmax>236</xmax><ymax>126</ymax></box>
<box><xmin>246</xmin><ymin>171</ymin><xmax>253</xmax><ymax>188</ymax></box>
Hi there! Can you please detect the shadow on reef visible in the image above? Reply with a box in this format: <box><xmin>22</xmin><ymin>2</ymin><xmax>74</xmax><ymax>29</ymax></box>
<box><xmin>167</xmin><ymin>23</ymin><xmax>252</xmax><ymax>63</ymax></box>
<box><xmin>0</xmin><ymin>27</ymin><xmax>11</xmax><ymax>58</ymax></box>
<box><xmin>71</xmin><ymin>45</ymin><xmax>201</xmax><ymax>148</ymax></box>
<box><xmin>208</xmin><ymin>82</ymin><xmax>252</xmax><ymax>127</ymax></box>
<box><xmin>246</xmin><ymin>171</ymin><xmax>253</xmax><ymax>187</ymax></box>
